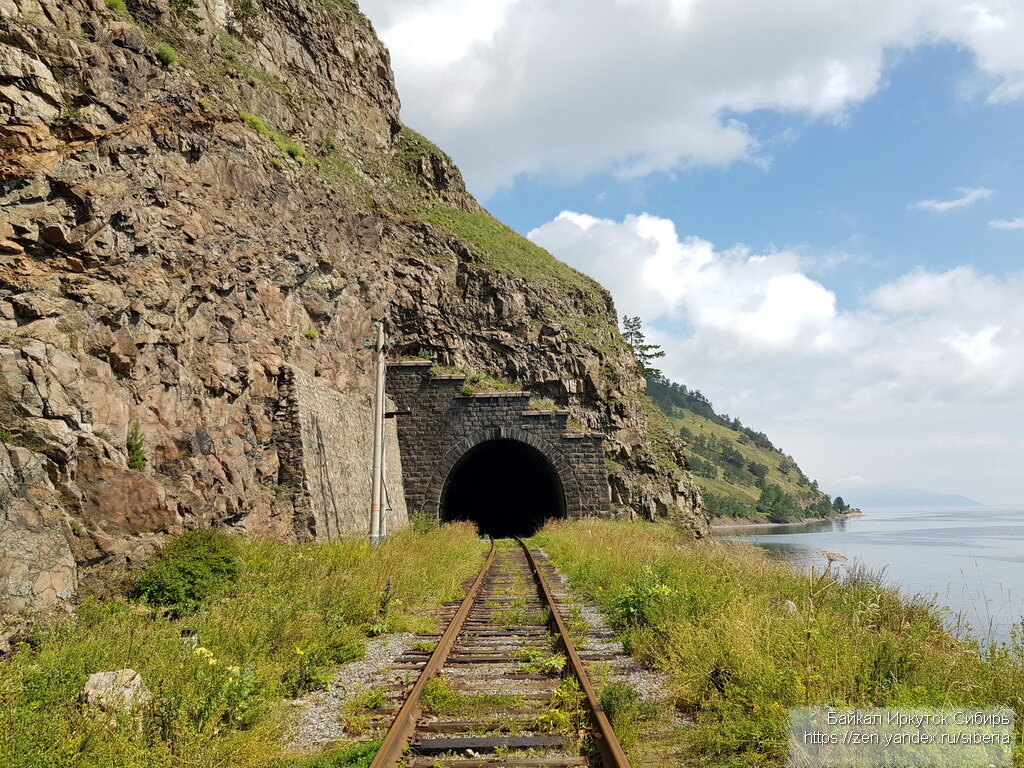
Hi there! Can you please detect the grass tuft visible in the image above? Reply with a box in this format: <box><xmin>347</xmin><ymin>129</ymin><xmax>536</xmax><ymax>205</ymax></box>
<box><xmin>154</xmin><ymin>43</ymin><xmax>180</xmax><ymax>67</ymax></box>
<box><xmin>240</xmin><ymin>112</ymin><xmax>307</xmax><ymax>164</ymax></box>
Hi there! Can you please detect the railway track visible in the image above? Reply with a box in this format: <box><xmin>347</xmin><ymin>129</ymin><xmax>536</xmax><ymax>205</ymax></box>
<box><xmin>368</xmin><ymin>538</ymin><xmax>632</xmax><ymax>768</ymax></box>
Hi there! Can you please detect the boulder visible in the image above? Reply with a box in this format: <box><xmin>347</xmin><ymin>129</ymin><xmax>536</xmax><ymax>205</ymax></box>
<box><xmin>80</xmin><ymin>669</ymin><xmax>152</xmax><ymax>713</ymax></box>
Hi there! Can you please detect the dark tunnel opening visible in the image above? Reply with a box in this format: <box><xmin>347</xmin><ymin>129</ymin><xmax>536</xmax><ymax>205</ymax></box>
<box><xmin>440</xmin><ymin>439</ymin><xmax>566</xmax><ymax>538</ymax></box>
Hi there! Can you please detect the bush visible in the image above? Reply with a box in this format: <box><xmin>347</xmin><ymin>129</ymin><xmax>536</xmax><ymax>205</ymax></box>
<box><xmin>132</xmin><ymin>530</ymin><xmax>240</xmax><ymax>615</ymax></box>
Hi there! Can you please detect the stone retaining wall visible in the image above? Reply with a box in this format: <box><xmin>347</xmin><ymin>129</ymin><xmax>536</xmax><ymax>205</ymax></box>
<box><xmin>277</xmin><ymin>367</ymin><xmax>407</xmax><ymax>539</ymax></box>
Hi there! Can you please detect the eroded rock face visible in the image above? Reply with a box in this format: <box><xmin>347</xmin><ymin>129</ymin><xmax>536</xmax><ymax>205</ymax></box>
<box><xmin>0</xmin><ymin>0</ymin><xmax>706</xmax><ymax>613</ymax></box>
<box><xmin>0</xmin><ymin>442</ymin><xmax>77</xmax><ymax>613</ymax></box>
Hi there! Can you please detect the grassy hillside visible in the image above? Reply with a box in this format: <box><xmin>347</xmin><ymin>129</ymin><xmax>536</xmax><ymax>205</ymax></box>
<box><xmin>648</xmin><ymin>377</ymin><xmax>854</xmax><ymax>522</ymax></box>
<box><xmin>535</xmin><ymin>520</ymin><xmax>1024</xmax><ymax>767</ymax></box>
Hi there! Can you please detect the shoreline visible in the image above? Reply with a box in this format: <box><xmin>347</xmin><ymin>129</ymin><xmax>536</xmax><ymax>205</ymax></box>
<box><xmin>710</xmin><ymin>510</ymin><xmax>864</xmax><ymax>530</ymax></box>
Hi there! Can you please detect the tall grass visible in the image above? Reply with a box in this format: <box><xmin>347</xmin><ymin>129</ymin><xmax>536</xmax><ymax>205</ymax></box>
<box><xmin>0</xmin><ymin>524</ymin><xmax>484</xmax><ymax>768</ymax></box>
<box><xmin>533</xmin><ymin>519</ymin><xmax>1024</xmax><ymax>767</ymax></box>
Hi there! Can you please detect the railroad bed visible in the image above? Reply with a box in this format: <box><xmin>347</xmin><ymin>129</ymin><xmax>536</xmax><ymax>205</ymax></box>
<box><xmin>368</xmin><ymin>538</ymin><xmax>631</xmax><ymax>768</ymax></box>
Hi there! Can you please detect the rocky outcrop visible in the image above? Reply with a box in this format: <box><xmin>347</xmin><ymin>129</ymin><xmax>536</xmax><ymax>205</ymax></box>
<box><xmin>1</xmin><ymin>440</ymin><xmax>76</xmax><ymax>613</ymax></box>
<box><xmin>0</xmin><ymin>0</ymin><xmax>706</xmax><ymax>613</ymax></box>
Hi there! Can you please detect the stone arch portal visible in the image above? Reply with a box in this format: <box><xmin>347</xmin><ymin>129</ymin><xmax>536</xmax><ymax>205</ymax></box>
<box><xmin>440</xmin><ymin>438</ymin><xmax>567</xmax><ymax>537</ymax></box>
<box><xmin>386</xmin><ymin>361</ymin><xmax>610</xmax><ymax>534</ymax></box>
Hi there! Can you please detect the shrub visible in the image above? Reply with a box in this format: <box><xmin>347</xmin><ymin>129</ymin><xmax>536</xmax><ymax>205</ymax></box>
<box><xmin>132</xmin><ymin>530</ymin><xmax>240</xmax><ymax>615</ymax></box>
<box><xmin>169</xmin><ymin>0</ymin><xmax>201</xmax><ymax>28</ymax></box>
<box><xmin>126</xmin><ymin>422</ymin><xmax>147</xmax><ymax>470</ymax></box>
<box><xmin>103</xmin><ymin>0</ymin><xmax>129</xmax><ymax>13</ymax></box>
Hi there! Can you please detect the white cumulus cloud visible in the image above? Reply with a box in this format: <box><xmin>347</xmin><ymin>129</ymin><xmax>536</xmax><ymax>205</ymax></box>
<box><xmin>528</xmin><ymin>211</ymin><xmax>1024</xmax><ymax>503</ymax></box>
<box><xmin>911</xmin><ymin>187</ymin><xmax>994</xmax><ymax>212</ymax></box>
<box><xmin>989</xmin><ymin>217</ymin><xmax>1024</xmax><ymax>230</ymax></box>
<box><xmin>359</xmin><ymin>0</ymin><xmax>1024</xmax><ymax>195</ymax></box>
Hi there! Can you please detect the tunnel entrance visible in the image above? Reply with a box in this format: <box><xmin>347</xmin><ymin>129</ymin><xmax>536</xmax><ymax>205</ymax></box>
<box><xmin>440</xmin><ymin>439</ymin><xmax>566</xmax><ymax>538</ymax></box>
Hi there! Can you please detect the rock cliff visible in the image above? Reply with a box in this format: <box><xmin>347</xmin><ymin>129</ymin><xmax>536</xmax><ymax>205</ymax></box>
<box><xmin>0</xmin><ymin>0</ymin><xmax>706</xmax><ymax>613</ymax></box>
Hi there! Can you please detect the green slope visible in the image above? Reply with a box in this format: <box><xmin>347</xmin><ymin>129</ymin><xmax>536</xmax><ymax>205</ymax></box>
<box><xmin>647</xmin><ymin>377</ymin><xmax>855</xmax><ymax>522</ymax></box>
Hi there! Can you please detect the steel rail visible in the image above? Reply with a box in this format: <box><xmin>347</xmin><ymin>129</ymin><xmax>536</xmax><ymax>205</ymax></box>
<box><xmin>516</xmin><ymin>538</ymin><xmax>633</xmax><ymax>768</ymax></box>
<box><xmin>369</xmin><ymin>539</ymin><xmax>497</xmax><ymax>768</ymax></box>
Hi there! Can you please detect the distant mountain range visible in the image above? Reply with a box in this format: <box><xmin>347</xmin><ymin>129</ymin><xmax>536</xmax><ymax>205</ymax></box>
<box><xmin>842</xmin><ymin>487</ymin><xmax>984</xmax><ymax>508</ymax></box>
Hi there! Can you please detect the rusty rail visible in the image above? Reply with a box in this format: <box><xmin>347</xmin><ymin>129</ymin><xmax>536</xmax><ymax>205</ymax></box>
<box><xmin>516</xmin><ymin>538</ymin><xmax>633</xmax><ymax>768</ymax></box>
<box><xmin>369</xmin><ymin>537</ymin><xmax>632</xmax><ymax>768</ymax></box>
<box><xmin>369</xmin><ymin>539</ymin><xmax>497</xmax><ymax>768</ymax></box>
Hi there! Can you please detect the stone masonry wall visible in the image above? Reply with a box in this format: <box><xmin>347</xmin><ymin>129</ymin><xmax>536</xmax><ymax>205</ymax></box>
<box><xmin>278</xmin><ymin>367</ymin><xmax>407</xmax><ymax>539</ymax></box>
<box><xmin>386</xmin><ymin>361</ymin><xmax>608</xmax><ymax>518</ymax></box>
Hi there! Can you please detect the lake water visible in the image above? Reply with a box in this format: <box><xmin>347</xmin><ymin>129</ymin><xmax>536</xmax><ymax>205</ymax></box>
<box><xmin>721</xmin><ymin>506</ymin><xmax>1024</xmax><ymax>645</ymax></box>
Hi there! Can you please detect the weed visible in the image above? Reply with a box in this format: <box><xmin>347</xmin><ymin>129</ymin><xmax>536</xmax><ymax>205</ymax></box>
<box><xmin>458</xmin><ymin>372</ymin><xmax>519</xmax><ymax>395</ymax></box>
<box><xmin>531</xmin><ymin>708</ymin><xmax>574</xmax><ymax>732</ymax></box>
<box><xmin>516</xmin><ymin>647</ymin><xmax>567</xmax><ymax>675</ymax></box>
<box><xmin>103</xmin><ymin>0</ymin><xmax>129</xmax><ymax>12</ymax></box>
<box><xmin>230</xmin><ymin>0</ymin><xmax>257</xmax><ymax>23</ymax></box>
<box><xmin>420</xmin><ymin>676</ymin><xmax>523</xmax><ymax>716</ymax></box>
<box><xmin>276</xmin><ymin>740</ymin><xmax>381</xmax><ymax>767</ymax></box>
<box><xmin>0</xmin><ymin>428</ymin><xmax>11</xmax><ymax>442</ymax></box>
<box><xmin>303</xmin><ymin>329</ymin><xmax>319</xmax><ymax>340</ymax></box>
<box><xmin>170</xmin><ymin>0</ymin><xmax>201</xmax><ymax>29</ymax></box>
<box><xmin>409</xmin><ymin>510</ymin><xmax>439</xmax><ymax>533</ymax></box>
<box><xmin>599</xmin><ymin>682</ymin><xmax>660</xmax><ymax>749</ymax></box>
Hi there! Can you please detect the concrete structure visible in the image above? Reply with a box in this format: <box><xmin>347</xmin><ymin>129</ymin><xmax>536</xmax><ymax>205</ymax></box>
<box><xmin>386</xmin><ymin>361</ymin><xmax>609</xmax><ymax>536</ymax></box>
<box><xmin>276</xmin><ymin>366</ymin><xmax>407</xmax><ymax>539</ymax></box>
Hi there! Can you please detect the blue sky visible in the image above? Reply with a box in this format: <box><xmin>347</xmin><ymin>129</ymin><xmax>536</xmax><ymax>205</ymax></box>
<box><xmin>490</xmin><ymin>44</ymin><xmax>1024</xmax><ymax>308</ymax></box>
<box><xmin>360</xmin><ymin>0</ymin><xmax>1024</xmax><ymax>504</ymax></box>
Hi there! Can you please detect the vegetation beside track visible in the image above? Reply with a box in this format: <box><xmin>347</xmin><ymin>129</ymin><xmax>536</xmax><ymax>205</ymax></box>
<box><xmin>0</xmin><ymin>523</ymin><xmax>485</xmax><ymax>768</ymax></box>
<box><xmin>533</xmin><ymin>519</ymin><xmax>1024</xmax><ymax>767</ymax></box>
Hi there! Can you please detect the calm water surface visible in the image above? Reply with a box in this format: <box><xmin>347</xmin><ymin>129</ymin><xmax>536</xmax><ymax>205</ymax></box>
<box><xmin>723</xmin><ymin>506</ymin><xmax>1024</xmax><ymax>645</ymax></box>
